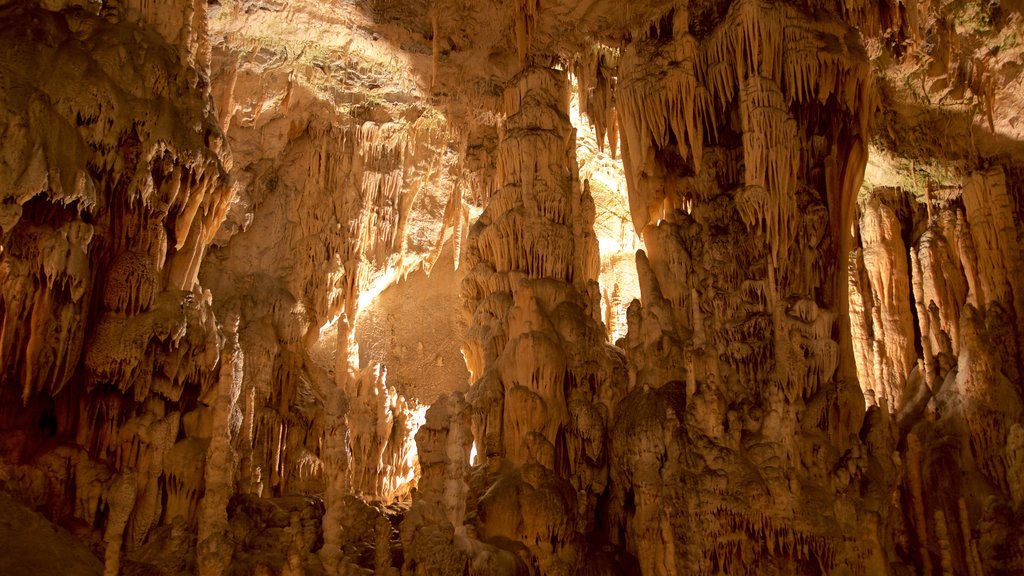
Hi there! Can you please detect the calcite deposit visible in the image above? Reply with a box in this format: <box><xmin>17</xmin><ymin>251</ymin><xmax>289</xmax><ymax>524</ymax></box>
<box><xmin>2</xmin><ymin>0</ymin><xmax>1024</xmax><ymax>575</ymax></box>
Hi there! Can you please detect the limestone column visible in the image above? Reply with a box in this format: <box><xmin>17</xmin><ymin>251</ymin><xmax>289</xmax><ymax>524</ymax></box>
<box><xmin>460</xmin><ymin>64</ymin><xmax>625</xmax><ymax>575</ymax></box>
<box><xmin>612</xmin><ymin>1</ymin><xmax>877</xmax><ymax>572</ymax></box>
<box><xmin>849</xmin><ymin>188</ymin><xmax>917</xmax><ymax>409</ymax></box>
<box><xmin>319</xmin><ymin>316</ymin><xmax>353</xmax><ymax>575</ymax></box>
<box><xmin>197</xmin><ymin>314</ymin><xmax>242</xmax><ymax>576</ymax></box>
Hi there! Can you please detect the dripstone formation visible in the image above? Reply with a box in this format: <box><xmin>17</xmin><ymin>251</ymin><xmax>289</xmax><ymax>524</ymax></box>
<box><xmin>1</xmin><ymin>0</ymin><xmax>1023</xmax><ymax>575</ymax></box>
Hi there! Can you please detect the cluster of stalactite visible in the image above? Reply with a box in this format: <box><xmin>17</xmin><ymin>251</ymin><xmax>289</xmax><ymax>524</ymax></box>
<box><xmin>401</xmin><ymin>0</ymin><xmax>1024</xmax><ymax>573</ymax></box>
<box><xmin>849</xmin><ymin>168</ymin><xmax>1024</xmax><ymax>574</ymax></box>
<box><xmin>208</xmin><ymin>24</ymin><xmax>474</xmax><ymax>574</ymax></box>
<box><xmin>5</xmin><ymin>0</ymin><xmax>1024</xmax><ymax>574</ymax></box>
<box><xmin>0</xmin><ymin>4</ymin><xmax>234</xmax><ymax>575</ymax></box>
<box><xmin>601</xmin><ymin>0</ymin><xmax>885</xmax><ymax>573</ymax></box>
<box><xmin>208</xmin><ymin>115</ymin><xmax>434</xmax><ymax>508</ymax></box>
<box><xmin>0</xmin><ymin>3</ymin><xmax>453</xmax><ymax>575</ymax></box>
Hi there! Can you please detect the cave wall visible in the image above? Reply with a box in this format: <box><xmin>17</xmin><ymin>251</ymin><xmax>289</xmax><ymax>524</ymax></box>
<box><xmin>849</xmin><ymin>169</ymin><xmax>1024</xmax><ymax>575</ymax></box>
<box><xmin>0</xmin><ymin>2</ymin><xmax>233</xmax><ymax>575</ymax></box>
<box><xmin>401</xmin><ymin>0</ymin><xmax>1024</xmax><ymax>574</ymax></box>
<box><xmin>0</xmin><ymin>1</ymin><xmax>466</xmax><ymax>574</ymax></box>
<box><xmin>1</xmin><ymin>0</ymin><xmax>1024</xmax><ymax>575</ymax></box>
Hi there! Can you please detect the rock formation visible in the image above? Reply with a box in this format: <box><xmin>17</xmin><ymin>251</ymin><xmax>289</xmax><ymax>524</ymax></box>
<box><xmin>455</xmin><ymin>63</ymin><xmax>628</xmax><ymax>574</ymax></box>
<box><xmin>1</xmin><ymin>0</ymin><xmax>1024</xmax><ymax>574</ymax></box>
<box><xmin>608</xmin><ymin>1</ymin><xmax>881</xmax><ymax>571</ymax></box>
<box><xmin>1</xmin><ymin>4</ymin><xmax>231</xmax><ymax>576</ymax></box>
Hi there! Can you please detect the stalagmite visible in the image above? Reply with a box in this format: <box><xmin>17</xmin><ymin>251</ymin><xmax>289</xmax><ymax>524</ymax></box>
<box><xmin>849</xmin><ymin>188</ymin><xmax>917</xmax><ymax>409</ymax></box>
<box><xmin>320</xmin><ymin>318</ymin><xmax>353</xmax><ymax>575</ymax></box>
<box><xmin>399</xmin><ymin>393</ymin><xmax>473</xmax><ymax>574</ymax></box>
<box><xmin>102</xmin><ymin>472</ymin><xmax>136</xmax><ymax>576</ymax></box>
<box><xmin>439</xmin><ymin>61</ymin><xmax>629</xmax><ymax>574</ymax></box>
<box><xmin>961</xmin><ymin>167</ymin><xmax>1023</xmax><ymax>320</ymax></box>
<box><xmin>197</xmin><ymin>313</ymin><xmax>242</xmax><ymax>576</ymax></box>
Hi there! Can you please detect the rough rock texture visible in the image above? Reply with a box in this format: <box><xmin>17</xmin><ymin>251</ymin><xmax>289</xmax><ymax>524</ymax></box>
<box><xmin>607</xmin><ymin>1</ymin><xmax>880</xmax><ymax>572</ymax></box>
<box><xmin>454</xmin><ymin>64</ymin><xmax>629</xmax><ymax>574</ymax></box>
<box><xmin>201</xmin><ymin>2</ymin><xmax>478</xmax><ymax>573</ymax></box>
<box><xmin>0</xmin><ymin>4</ymin><xmax>232</xmax><ymax>576</ymax></box>
<box><xmin>355</xmin><ymin>243</ymin><xmax>471</xmax><ymax>406</ymax></box>
<box><xmin>851</xmin><ymin>3</ymin><xmax>1024</xmax><ymax>573</ymax></box>
<box><xmin>849</xmin><ymin>187</ymin><xmax>919</xmax><ymax>410</ymax></box>
<box><xmin>3</xmin><ymin>0</ymin><xmax>1024</xmax><ymax>575</ymax></box>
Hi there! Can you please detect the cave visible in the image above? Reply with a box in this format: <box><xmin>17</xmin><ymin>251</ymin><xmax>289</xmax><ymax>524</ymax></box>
<box><xmin>1</xmin><ymin>0</ymin><xmax>1023</xmax><ymax>575</ymax></box>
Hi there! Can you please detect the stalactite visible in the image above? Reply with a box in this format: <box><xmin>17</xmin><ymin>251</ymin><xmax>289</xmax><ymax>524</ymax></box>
<box><xmin>612</xmin><ymin>0</ymin><xmax>877</xmax><ymax>571</ymax></box>
<box><xmin>4</xmin><ymin>0</ymin><xmax>1024</xmax><ymax>574</ymax></box>
<box><xmin>430</xmin><ymin>8</ymin><xmax>441</xmax><ymax>93</ymax></box>
<box><xmin>514</xmin><ymin>0</ymin><xmax>541</xmax><ymax>66</ymax></box>
<box><xmin>0</xmin><ymin>5</ymin><xmax>232</xmax><ymax>574</ymax></box>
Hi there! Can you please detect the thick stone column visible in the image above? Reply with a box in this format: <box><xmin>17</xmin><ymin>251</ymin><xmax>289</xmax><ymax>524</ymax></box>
<box><xmin>611</xmin><ymin>1</ymin><xmax>879</xmax><ymax>572</ymax></box>
<box><xmin>459</xmin><ymin>65</ymin><xmax>627</xmax><ymax>574</ymax></box>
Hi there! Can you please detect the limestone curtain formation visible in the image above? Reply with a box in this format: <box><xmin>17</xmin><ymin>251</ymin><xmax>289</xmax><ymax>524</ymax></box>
<box><xmin>607</xmin><ymin>1</ymin><xmax>880</xmax><ymax>572</ymax></box>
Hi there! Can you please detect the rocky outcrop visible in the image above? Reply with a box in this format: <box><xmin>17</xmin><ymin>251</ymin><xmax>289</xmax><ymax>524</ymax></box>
<box><xmin>0</xmin><ymin>490</ymin><xmax>104</xmax><ymax>576</ymax></box>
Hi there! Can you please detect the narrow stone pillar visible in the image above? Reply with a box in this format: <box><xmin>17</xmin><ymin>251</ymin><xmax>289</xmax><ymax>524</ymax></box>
<box><xmin>197</xmin><ymin>314</ymin><xmax>242</xmax><ymax>576</ymax></box>
<box><xmin>319</xmin><ymin>316</ymin><xmax>353</xmax><ymax>575</ymax></box>
<box><xmin>460</xmin><ymin>65</ymin><xmax>626</xmax><ymax>575</ymax></box>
